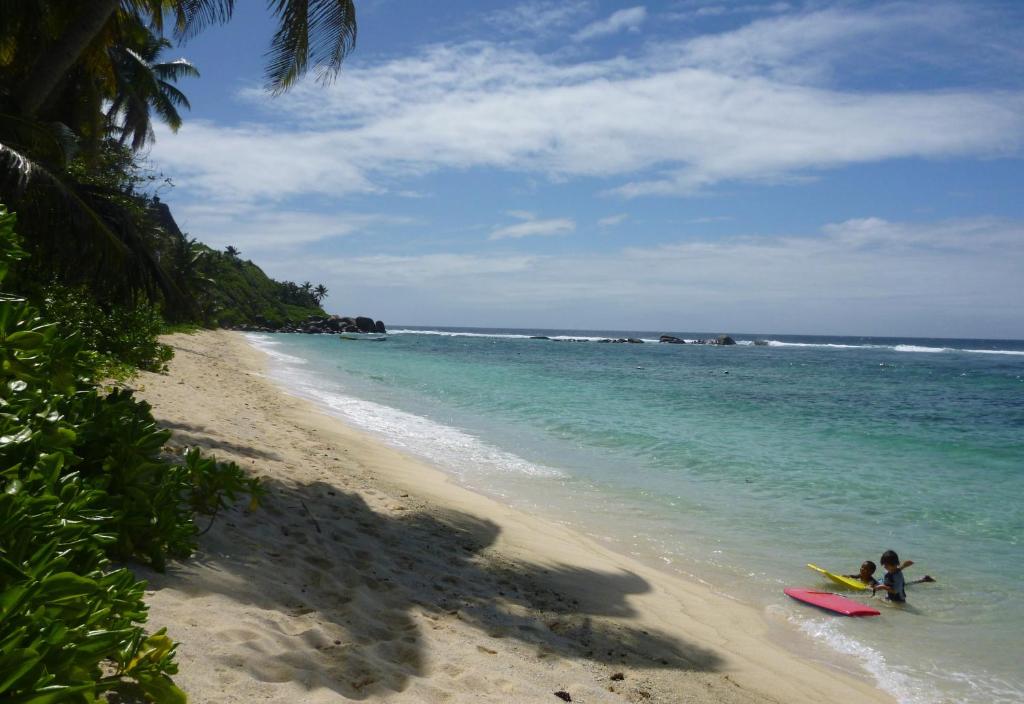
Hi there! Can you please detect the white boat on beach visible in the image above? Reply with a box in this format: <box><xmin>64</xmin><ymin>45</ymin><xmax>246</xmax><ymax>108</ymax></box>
<box><xmin>338</xmin><ymin>333</ymin><xmax>387</xmax><ymax>341</ymax></box>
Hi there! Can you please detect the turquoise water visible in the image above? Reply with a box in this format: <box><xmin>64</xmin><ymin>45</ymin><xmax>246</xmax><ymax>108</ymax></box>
<box><xmin>248</xmin><ymin>329</ymin><xmax>1024</xmax><ymax>703</ymax></box>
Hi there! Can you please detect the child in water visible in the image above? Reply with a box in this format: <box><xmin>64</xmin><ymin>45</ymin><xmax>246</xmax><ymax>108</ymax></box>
<box><xmin>872</xmin><ymin>549</ymin><xmax>935</xmax><ymax>602</ymax></box>
<box><xmin>845</xmin><ymin>560</ymin><xmax>880</xmax><ymax>587</ymax></box>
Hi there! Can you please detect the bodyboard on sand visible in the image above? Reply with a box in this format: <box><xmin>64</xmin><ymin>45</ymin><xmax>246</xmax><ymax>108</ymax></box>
<box><xmin>807</xmin><ymin>563</ymin><xmax>870</xmax><ymax>591</ymax></box>
<box><xmin>784</xmin><ymin>588</ymin><xmax>880</xmax><ymax>616</ymax></box>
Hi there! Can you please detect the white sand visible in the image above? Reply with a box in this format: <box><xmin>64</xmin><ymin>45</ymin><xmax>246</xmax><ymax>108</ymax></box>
<box><xmin>131</xmin><ymin>330</ymin><xmax>891</xmax><ymax>703</ymax></box>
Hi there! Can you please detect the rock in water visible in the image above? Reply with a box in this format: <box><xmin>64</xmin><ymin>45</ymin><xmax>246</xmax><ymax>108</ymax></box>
<box><xmin>374</xmin><ymin>320</ymin><xmax>387</xmax><ymax>334</ymax></box>
<box><xmin>659</xmin><ymin>335</ymin><xmax>686</xmax><ymax>344</ymax></box>
<box><xmin>355</xmin><ymin>316</ymin><xmax>377</xmax><ymax>333</ymax></box>
<box><xmin>716</xmin><ymin>335</ymin><xmax>736</xmax><ymax>345</ymax></box>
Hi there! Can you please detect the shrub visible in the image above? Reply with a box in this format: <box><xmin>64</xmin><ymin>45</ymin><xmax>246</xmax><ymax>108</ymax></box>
<box><xmin>0</xmin><ymin>205</ymin><xmax>262</xmax><ymax>702</ymax></box>
<box><xmin>37</xmin><ymin>282</ymin><xmax>174</xmax><ymax>375</ymax></box>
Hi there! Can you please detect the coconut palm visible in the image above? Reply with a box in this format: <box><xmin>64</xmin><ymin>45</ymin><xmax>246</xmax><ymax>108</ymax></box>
<box><xmin>1</xmin><ymin>13</ymin><xmax>198</xmax><ymax>309</ymax></box>
<box><xmin>14</xmin><ymin>0</ymin><xmax>357</xmax><ymax>118</ymax></box>
<box><xmin>106</xmin><ymin>33</ymin><xmax>200</xmax><ymax>150</ymax></box>
<box><xmin>313</xmin><ymin>283</ymin><xmax>328</xmax><ymax>304</ymax></box>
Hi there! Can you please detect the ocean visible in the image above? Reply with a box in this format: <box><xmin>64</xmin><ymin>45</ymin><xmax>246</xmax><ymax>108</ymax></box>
<box><xmin>246</xmin><ymin>328</ymin><xmax>1024</xmax><ymax>704</ymax></box>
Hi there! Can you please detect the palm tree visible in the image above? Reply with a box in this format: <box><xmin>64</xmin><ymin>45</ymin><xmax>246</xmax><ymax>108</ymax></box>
<box><xmin>15</xmin><ymin>0</ymin><xmax>358</xmax><ymax>118</ymax></box>
<box><xmin>106</xmin><ymin>33</ymin><xmax>200</xmax><ymax>150</ymax></box>
<box><xmin>225</xmin><ymin>245</ymin><xmax>240</xmax><ymax>258</ymax></box>
<box><xmin>313</xmin><ymin>283</ymin><xmax>328</xmax><ymax>304</ymax></box>
<box><xmin>0</xmin><ymin>11</ymin><xmax>200</xmax><ymax>308</ymax></box>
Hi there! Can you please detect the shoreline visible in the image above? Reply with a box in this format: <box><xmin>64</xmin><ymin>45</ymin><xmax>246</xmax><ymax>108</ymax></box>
<box><xmin>133</xmin><ymin>330</ymin><xmax>892</xmax><ymax>703</ymax></box>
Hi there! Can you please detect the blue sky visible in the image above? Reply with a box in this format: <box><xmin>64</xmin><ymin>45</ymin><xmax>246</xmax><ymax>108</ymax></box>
<box><xmin>149</xmin><ymin>0</ymin><xmax>1024</xmax><ymax>337</ymax></box>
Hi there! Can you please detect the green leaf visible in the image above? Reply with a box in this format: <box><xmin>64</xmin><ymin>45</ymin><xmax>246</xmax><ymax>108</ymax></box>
<box><xmin>0</xmin><ymin>648</ymin><xmax>42</xmax><ymax>694</ymax></box>
<box><xmin>5</xmin><ymin>683</ymin><xmax>100</xmax><ymax>704</ymax></box>
<box><xmin>133</xmin><ymin>672</ymin><xmax>188</xmax><ymax>704</ymax></box>
<box><xmin>0</xmin><ymin>553</ymin><xmax>29</xmax><ymax>580</ymax></box>
<box><xmin>3</xmin><ymin>331</ymin><xmax>45</xmax><ymax>351</ymax></box>
<box><xmin>37</xmin><ymin>572</ymin><xmax>97</xmax><ymax>603</ymax></box>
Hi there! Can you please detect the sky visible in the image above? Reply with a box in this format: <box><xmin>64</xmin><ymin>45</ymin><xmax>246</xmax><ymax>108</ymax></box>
<box><xmin>148</xmin><ymin>0</ymin><xmax>1024</xmax><ymax>338</ymax></box>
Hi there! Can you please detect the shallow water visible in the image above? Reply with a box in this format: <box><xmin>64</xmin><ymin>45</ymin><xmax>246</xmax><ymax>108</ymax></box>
<box><xmin>247</xmin><ymin>328</ymin><xmax>1024</xmax><ymax>704</ymax></box>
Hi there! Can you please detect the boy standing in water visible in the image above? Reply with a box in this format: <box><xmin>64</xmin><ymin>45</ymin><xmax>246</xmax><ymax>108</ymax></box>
<box><xmin>873</xmin><ymin>550</ymin><xmax>934</xmax><ymax>601</ymax></box>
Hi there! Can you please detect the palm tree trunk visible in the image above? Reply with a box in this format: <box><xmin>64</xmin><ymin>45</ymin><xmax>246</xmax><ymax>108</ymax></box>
<box><xmin>15</xmin><ymin>0</ymin><xmax>121</xmax><ymax>117</ymax></box>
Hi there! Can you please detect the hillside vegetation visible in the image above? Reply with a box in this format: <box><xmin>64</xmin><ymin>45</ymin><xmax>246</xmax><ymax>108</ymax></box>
<box><xmin>192</xmin><ymin>244</ymin><xmax>326</xmax><ymax>328</ymax></box>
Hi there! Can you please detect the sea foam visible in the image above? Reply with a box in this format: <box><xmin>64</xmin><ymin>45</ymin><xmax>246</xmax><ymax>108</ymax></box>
<box><xmin>246</xmin><ymin>334</ymin><xmax>565</xmax><ymax>481</ymax></box>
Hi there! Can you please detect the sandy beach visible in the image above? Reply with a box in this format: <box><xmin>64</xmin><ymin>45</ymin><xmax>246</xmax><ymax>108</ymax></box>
<box><xmin>130</xmin><ymin>330</ymin><xmax>891</xmax><ymax>704</ymax></box>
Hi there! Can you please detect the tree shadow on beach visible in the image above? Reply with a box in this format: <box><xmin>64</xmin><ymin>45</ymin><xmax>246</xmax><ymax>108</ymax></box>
<box><xmin>144</xmin><ymin>477</ymin><xmax>723</xmax><ymax>700</ymax></box>
<box><xmin>155</xmin><ymin>419</ymin><xmax>282</xmax><ymax>461</ymax></box>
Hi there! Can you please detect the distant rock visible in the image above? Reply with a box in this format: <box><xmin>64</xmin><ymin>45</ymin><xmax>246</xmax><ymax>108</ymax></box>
<box><xmin>234</xmin><ymin>314</ymin><xmax>390</xmax><ymax>335</ymax></box>
<box><xmin>530</xmin><ymin>335</ymin><xmax>550</xmax><ymax>340</ymax></box>
<box><xmin>753</xmin><ymin>339</ymin><xmax>769</xmax><ymax>346</ymax></box>
<box><xmin>659</xmin><ymin>335</ymin><xmax>686</xmax><ymax>344</ymax></box>
<box><xmin>716</xmin><ymin>335</ymin><xmax>736</xmax><ymax>345</ymax></box>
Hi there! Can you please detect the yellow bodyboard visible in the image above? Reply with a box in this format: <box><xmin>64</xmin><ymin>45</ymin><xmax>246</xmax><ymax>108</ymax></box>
<box><xmin>807</xmin><ymin>563</ymin><xmax>871</xmax><ymax>591</ymax></box>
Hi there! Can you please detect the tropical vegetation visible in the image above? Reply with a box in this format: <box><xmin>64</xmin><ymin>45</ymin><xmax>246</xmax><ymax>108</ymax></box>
<box><xmin>0</xmin><ymin>2</ymin><xmax>360</xmax><ymax>701</ymax></box>
<box><xmin>0</xmin><ymin>207</ymin><xmax>262</xmax><ymax>702</ymax></box>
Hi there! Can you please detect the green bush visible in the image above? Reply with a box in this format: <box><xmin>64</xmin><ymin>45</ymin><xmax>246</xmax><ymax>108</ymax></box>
<box><xmin>37</xmin><ymin>283</ymin><xmax>174</xmax><ymax>375</ymax></box>
<box><xmin>0</xmin><ymin>206</ymin><xmax>262</xmax><ymax>703</ymax></box>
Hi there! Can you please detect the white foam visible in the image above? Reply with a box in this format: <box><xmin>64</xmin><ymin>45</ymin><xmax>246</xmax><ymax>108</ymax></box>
<box><xmin>753</xmin><ymin>339</ymin><xmax>1024</xmax><ymax>356</ymax></box>
<box><xmin>963</xmin><ymin>349</ymin><xmax>1024</xmax><ymax>356</ymax></box>
<box><xmin>389</xmin><ymin>328</ymin><xmax>536</xmax><ymax>339</ymax></box>
<box><xmin>245</xmin><ymin>333</ymin><xmax>308</xmax><ymax>363</ymax></box>
<box><xmin>389</xmin><ymin>329</ymin><xmax>661</xmax><ymax>343</ymax></box>
<box><xmin>893</xmin><ymin>344</ymin><xmax>948</xmax><ymax>353</ymax></box>
<box><xmin>248</xmin><ymin>336</ymin><xmax>565</xmax><ymax>480</ymax></box>
<box><xmin>763</xmin><ymin>340</ymin><xmax>871</xmax><ymax>349</ymax></box>
<box><xmin>388</xmin><ymin>331</ymin><xmax>1024</xmax><ymax>356</ymax></box>
<box><xmin>793</xmin><ymin>616</ymin><xmax>938</xmax><ymax>704</ymax></box>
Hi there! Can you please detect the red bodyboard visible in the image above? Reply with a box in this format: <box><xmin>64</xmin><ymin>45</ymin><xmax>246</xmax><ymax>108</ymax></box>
<box><xmin>784</xmin><ymin>587</ymin><xmax>880</xmax><ymax>616</ymax></box>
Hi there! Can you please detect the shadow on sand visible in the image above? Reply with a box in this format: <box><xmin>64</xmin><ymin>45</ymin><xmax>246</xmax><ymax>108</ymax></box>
<box><xmin>144</xmin><ymin>476</ymin><xmax>722</xmax><ymax>699</ymax></box>
<box><xmin>156</xmin><ymin>419</ymin><xmax>282</xmax><ymax>461</ymax></box>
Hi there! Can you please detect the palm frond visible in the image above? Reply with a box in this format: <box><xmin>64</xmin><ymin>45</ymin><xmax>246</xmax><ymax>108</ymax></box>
<box><xmin>1</xmin><ymin>140</ymin><xmax>191</xmax><ymax>310</ymax></box>
<box><xmin>152</xmin><ymin>58</ymin><xmax>200</xmax><ymax>82</ymax></box>
<box><xmin>265</xmin><ymin>0</ymin><xmax>356</xmax><ymax>94</ymax></box>
<box><xmin>156</xmin><ymin>82</ymin><xmax>191</xmax><ymax>111</ymax></box>
<box><xmin>173</xmin><ymin>0</ymin><xmax>236</xmax><ymax>40</ymax></box>
<box><xmin>0</xmin><ymin>140</ymin><xmax>128</xmax><ymax>258</ymax></box>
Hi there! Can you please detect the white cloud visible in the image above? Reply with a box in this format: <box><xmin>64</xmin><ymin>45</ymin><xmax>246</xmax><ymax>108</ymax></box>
<box><xmin>290</xmin><ymin>217</ymin><xmax>1024</xmax><ymax>337</ymax></box>
<box><xmin>667</xmin><ymin>2</ymin><xmax>792</xmax><ymax>22</ymax></box>
<box><xmin>151</xmin><ymin>5</ymin><xmax>1024</xmax><ymax>203</ymax></box>
<box><xmin>506</xmin><ymin>209</ymin><xmax>537</xmax><ymax>220</ymax></box>
<box><xmin>487</xmin><ymin>0</ymin><xmax>594</xmax><ymax>37</ymax></box>
<box><xmin>490</xmin><ymin>216</ymin><xmax>576</xmax><ymax>240</ymax></box>
<box><xmin>172</xmin><ymin>202</ymin><xmax>412</xmax><ymax>252</ymax></box>
<box><xmin>685</xmin><ymin>215</ymin><xmax>732</xmax><ymax>224</ymax></box>
<box><xmin>598</xmin><ymin>213</ymin><xmax>629</xmax><ymax>227</ymax></box>
<box><xmin>572</xmin><ymin>6</ymin><xmax>647</xmax><ymax>42</ymax></box>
